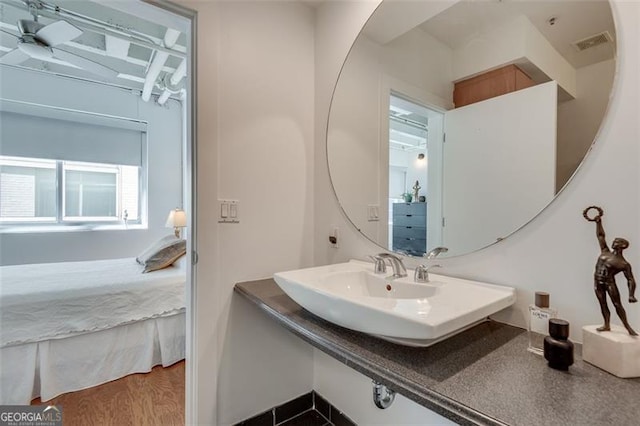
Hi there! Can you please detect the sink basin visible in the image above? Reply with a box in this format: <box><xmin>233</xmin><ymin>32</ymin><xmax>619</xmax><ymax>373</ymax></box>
<box><xmin>318</xmin><ymin>269</ymin><xmax>439</xmax><ymax>299</ymax></box>
<box><xmin>274</xmin><ymin>260</ymin><xmax>516</xmax><ymax>347</ymax></box>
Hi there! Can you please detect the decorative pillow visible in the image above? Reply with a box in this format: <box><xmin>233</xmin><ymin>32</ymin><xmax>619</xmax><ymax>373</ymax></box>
<box><xmin>136</xmin><ymin>235</ymin><xmax>178</xmax><ymax>265</ymax></box>
<box><xmin>173</xmin><ymin>253</ymin><xmax>188</xmax><ymax>270</ymax></box>
<box><xmin>142</xmin><ymin>240</ymin><xmax>187</xmax><ymax>273</ymax></box>
<box><xmin>136</xmin><ymin>235</ymin><xmax>187</xmax><ymax>273</ymax></box>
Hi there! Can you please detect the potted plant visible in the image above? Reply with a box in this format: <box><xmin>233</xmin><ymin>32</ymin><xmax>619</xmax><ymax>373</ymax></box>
<box><xmin>402</xmin><ymin>192</ymin><xmax>413</xmax><ymax>203</ymax></box>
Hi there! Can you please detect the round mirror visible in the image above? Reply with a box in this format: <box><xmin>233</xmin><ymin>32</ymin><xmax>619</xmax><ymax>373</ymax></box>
<box><xmin>327</xmin><ymin>0</ymin><xmax>616</xmax><ymax>258</ymax></box>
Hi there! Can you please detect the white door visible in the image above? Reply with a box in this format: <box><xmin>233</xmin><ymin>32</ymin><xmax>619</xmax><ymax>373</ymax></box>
<box><xmin>442</xmin><ymin>81</ymin><xmax>557</xmax><ymax>255</ymax></box>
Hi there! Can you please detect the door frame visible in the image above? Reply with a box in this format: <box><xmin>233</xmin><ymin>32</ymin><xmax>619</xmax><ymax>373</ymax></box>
<box><xmin>379</xmin><ymin>75</ymin><xmax>451</xmax><ymax>253</ymax></box>
<box><xmin>141</xmin><ymin>1</ymin><xmax>198</xmax><ymax>424</ymax></box>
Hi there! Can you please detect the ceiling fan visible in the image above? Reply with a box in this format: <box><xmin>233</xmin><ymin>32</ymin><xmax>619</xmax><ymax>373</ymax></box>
<box><xmin>0</xmin><ymin>15</ymin><xmax>118</xmax><ymax>79</ymax></box>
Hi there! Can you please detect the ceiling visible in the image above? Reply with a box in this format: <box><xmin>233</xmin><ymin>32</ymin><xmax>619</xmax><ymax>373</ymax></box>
<box><xmin>0</xmin><ymin>0</ymin><xmax>188</xmax><ymax>103</ymax></box>
<box><xmin>362</xmin><ymin>1</ymin><xmax>615</xmax><ymax>71</ymax></box>
<box><xmin>419</xmin><ymin>0</ymin><xmax>615</xmax><ymax>69</ymax></box>
<box><xmin>0</xmin><ymin>0</ymin><xmax>614</xmax><ymax>103</ymax></box>
<box><xmin>389</xmin><ymin>97</ymin><xmax>428</xmax><ymax>152</ymax></box>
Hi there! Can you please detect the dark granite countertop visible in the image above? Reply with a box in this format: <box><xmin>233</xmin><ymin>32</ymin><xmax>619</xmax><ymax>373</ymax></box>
<box><xmin>235</xmin><ymin>279</ymin><xmax>640</xmax><ymax>426</ymax></box>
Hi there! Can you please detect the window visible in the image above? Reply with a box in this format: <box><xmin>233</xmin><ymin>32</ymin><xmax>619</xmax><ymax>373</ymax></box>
<box><xmin>63</xmin><ymin>161</ymin><xmax>140</xmax><ymax>222</ymax></box>
<box><xmin>0</xmin><ymin>99</ymin><xmax>147</xmax><ymax>230</ymax></box>
<box><xmin>0</xmin><ymin>157</ymin><xmax>56</xmax><ymax>221</ymax></box>
<box><xmin>64</xmin><ymin>163</ymin><xmax>118</xmax><ymax>220</ymax></box>
<box><xmin>0</xmin><ymin>156</ymin><xmax>141</xmax><ymax>226</ymax></box>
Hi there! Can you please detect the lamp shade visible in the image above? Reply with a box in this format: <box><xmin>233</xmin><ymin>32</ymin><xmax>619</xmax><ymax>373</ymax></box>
<box><xmin>166</xmin><ymin>208</ymin><xmax>187</xmax><ymax>228</ymax></box>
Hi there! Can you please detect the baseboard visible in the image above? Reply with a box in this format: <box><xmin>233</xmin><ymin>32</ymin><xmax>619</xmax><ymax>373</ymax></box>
<box><xmin>235</xmin><ymin>390</ymin><xmax>356</xmax><ymax>426</ymax></box>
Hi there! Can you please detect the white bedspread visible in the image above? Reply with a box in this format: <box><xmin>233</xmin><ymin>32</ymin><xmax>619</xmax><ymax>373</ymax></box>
<box><xmin>0</xmin><ymin>257</ymin><xmax>186</xmax><ymax>348</ymax></box>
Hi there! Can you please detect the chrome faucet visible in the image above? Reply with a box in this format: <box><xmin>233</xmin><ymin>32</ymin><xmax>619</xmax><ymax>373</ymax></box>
<box><xmin>368</xmin><ymin>255</ymin><xmax>387</xmax><ymax>274</ymax></box>
<box><xmin>377</xmin><ymin>253</ymin><xmax>407</xmax><ymax>278</ymax></box>
<box><xmin>425</xmin><ymin>246</ymin><xmax>448</xmax><ymax>259</ymax></box>
<box><xmin>414</xmin><ymin>264</ymin><xmax>441</xmax><ymax>283</ymax></box>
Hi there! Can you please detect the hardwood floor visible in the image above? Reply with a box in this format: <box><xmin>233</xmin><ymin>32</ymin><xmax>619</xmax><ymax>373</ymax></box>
<box><xmin>32</xmin><ymin>361</ymin><xmax>185</xmax><ymax>426</ymax></box>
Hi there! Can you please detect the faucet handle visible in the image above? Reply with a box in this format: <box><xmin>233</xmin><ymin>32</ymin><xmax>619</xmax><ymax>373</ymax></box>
<box><xmin>414</xmin><ymin>264</ymin><xmax>428</xmax><ymax>283</ymax></box>
<box><xmin>368</xmin><ymin>255</ymin><xmax>387</xmax><ymax>274</ymax></box>
<box><xmin>424</xmin><ymin>246</ymin><xmax>448</xmax><ymax>259</ymax></box>
<box><xmin>414</xmin><ymin>264</ymin><xmax>441</xmax><ymax>283</ymax></box>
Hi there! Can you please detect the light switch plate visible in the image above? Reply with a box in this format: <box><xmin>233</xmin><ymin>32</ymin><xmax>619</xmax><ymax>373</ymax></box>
<box><xmin>218</xmin><ymin>199</ymin><xmax>240</xmax><ymax>223</ymax></box>
<box><xmin>367</xmin><ymin>204</ymin><xmax>380</xmax><ymax>222</ymax></box>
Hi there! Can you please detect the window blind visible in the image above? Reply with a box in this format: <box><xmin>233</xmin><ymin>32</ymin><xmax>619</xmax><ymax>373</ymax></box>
<box><xmin>0</xmin><ymin>99</ymin><xmax>146</xmax><ymax>167</ymax></box>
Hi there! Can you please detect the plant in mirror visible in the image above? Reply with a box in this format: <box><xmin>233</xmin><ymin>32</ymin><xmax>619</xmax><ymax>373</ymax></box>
<box><xmin>327</xmin><ymin>0</ymin><xmax>616</xmax><ymax>258</ymax></box>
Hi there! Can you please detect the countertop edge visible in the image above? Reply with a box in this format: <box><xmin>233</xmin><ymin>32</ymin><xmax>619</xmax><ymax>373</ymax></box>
<box><xmin>234</xmin><ymin>282</ymin><xmax>508</xmax><ymax>426</ymax></box>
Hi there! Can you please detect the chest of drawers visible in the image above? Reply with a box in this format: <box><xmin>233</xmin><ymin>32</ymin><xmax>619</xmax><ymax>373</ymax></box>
<box><xmin>392</xmin><ymin>202</ymin><xmax>426</xmax><ymax>256</ymax></box>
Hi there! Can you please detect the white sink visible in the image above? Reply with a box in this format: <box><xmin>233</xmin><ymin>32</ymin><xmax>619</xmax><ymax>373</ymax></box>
<box><xmin>274</xmin><ymin>260</ymin><xmax>516</xmax><ymax>347</ymax></box>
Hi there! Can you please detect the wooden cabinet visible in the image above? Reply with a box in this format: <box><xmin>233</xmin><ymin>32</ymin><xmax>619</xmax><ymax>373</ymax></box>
<box><xmin>453</xmin><ymin>64</ymin><xmax>535</xmax><ymax>108</ymax></box>
<box><xmin>392</xmin><ymin>202</ymin><xmax>426</xmax><ymax>256</ymax></box>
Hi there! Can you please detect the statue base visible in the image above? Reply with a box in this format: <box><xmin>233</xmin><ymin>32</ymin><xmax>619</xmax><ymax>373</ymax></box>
<box><xmin>582</xmin><ymin>325</ymin><xmax>640</xmax><ymax>378</ymax></box>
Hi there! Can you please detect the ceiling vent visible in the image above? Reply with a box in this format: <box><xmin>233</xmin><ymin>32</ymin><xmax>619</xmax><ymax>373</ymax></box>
<box><xmin>572</xmin><ymin>31</ymin><xmax>613</xmax><ymax>51</ymax></box>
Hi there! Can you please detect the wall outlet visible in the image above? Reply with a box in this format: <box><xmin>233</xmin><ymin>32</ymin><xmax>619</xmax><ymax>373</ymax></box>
<box><xmin>329</xmin><ymin>227</ymin><xmax>339</xmax><ymax>248</ymax></box>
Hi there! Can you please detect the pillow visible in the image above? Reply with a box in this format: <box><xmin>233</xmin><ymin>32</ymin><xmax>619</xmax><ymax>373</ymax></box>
<box><xmin>173</xmin><ymin>253</ymin><xmax>188</xmax><ymax>270</ymax></box>
<box><xmin>136</xmin><ymin>235</ymin><xmax>178</xmax><ymax>265</ymax></box>
<box><xmin>142</xmin><ymin>240</ymin><xmax>186</xmax><ymax>273</ymax></box>
<box><xmin>136</xmin><ymin>235</ymin><xmax>187</xmax><ymax>273</ymax></box>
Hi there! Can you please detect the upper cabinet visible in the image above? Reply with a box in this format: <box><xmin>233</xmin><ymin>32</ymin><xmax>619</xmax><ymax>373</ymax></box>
<box><xmin>453</xmin><ymin>64</ymin><xmax>536</xmax><ymax>108</ymax></box>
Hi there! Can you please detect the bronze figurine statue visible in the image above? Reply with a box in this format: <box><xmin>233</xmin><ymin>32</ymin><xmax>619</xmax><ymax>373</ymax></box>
<box><xmin>583</xmin><ymin>206</ymin><xmax>637</xmax><ymax>335</ymax></box>
<box><xmin>412</xmin><ymin>180</ymin><xmax>421</xmax><ymax>202</ymax></box>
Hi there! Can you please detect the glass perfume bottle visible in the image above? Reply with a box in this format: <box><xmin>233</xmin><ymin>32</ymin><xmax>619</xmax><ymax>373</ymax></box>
<box><xmin>528</xmin><ymin>292</ymin><xmax>557</xmax><ymax>355</ymax></box>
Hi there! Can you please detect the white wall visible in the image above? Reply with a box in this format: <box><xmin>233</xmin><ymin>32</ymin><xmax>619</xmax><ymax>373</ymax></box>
<box><xmin>557</xmin><ymin>59</ymin><xmax>616</xmax><ymax>191</ymax></box>
<box><xmin>313</xmin><ymin>349</ymin><xmax>454</xmax><ymax>425</ymax></box>
<box><xmin>178</xmin><ymin>0</ymin><xmax>636</xmax><ymax>424</ymax></box>
<box><xmin>181</xmin><ymin>1</ymin><xmax>316</xmax><ymax>424</ymax></box>
<box><xmin>390</xmin><ymin>149</ymin><xmax>427</xmax><ymax>195</ymax></box>
<box><xmin>328</xmin><ymin>24</ymin><xmax>452</xmax><ymax>247</ymax></box>
<box><xmin>315</xmin><ymin>0</ymin><xmax>638</xmax><ymax>420</ymax></box>
<box><xmin>452</xmin><ymin>15</ymin><xmax>577</xmax><ymax>98</ymax></box>
<box><xmin>0</xmin><ymin>67</ymin><xmax>183</xmax><ymax>266</ymax></box>
<box><xmin>315</xmin><ymin>0</ymin><xmax>382</xmax><ymax>270</ymax></box>
<box><xmin>383</xmin><ymin>28</ymin><xmax>454</xmax><ymax>103</ymax></box>
<box><xmin>442</xmin><ymin>82</ymin><xmax>557</xmax><ymax>256</ymax></box>
<box><xmin>328</xmin><ymin>34</ymin><xmax>383</xmax><ymax>242</ymax></box>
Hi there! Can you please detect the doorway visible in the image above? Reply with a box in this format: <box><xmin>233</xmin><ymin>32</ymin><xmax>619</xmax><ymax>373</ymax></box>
<box><xmin>388</xmin><ymin>93</ymin><xmax>443</xmax><ymax>256</ymax></box>
<box><xmin>0</xmin><ymin>0</ymin><xmax>197</xmax><ymax>423</ymax></box>
<box><xmin>143</xmin><ymin>2</ymin><xmax>197</xmax><ymax>425</ymax></box>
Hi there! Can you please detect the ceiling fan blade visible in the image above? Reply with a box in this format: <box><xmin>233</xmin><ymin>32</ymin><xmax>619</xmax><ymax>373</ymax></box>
<box><xmin>35</xmin><ymin>20</ymin><xmax>82</xmax><ymax>46</ymax></box>
<box><xmin>52</xmin><ymin>48</ymin><xmax>119</xmax><ymax>79</ymax></box>
<box><xmin>0</xmin><ymin>48</ymin><xmax>30</xmax><ymax>65</ymax></box>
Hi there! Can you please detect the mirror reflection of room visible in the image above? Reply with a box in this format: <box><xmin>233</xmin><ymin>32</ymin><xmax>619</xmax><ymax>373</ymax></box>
<box><xmin>388</xmin><ymin>94</ymin><xmax>444</xmax><ymax>256</ymax></box>
<box><xmin>328</xmin><ymin>0</ymin><xmax>615</xmax><ymax>258</ymax></box>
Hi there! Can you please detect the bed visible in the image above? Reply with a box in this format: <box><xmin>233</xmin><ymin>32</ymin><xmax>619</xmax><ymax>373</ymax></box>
<box><xmin>0</xmin><ymin>256</ymin><xmax>186</xmax><ymax>404</ymax></box>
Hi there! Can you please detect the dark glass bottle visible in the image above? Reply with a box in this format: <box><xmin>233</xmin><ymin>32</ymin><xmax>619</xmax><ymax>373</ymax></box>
<box><xmin>544</xmin><ymin>318</ymin><xmax>574</xmax><ymax>371</ymax></box>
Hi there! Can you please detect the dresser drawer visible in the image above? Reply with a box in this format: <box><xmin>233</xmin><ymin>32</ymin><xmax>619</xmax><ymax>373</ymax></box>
<box><xmin>393</xmin><ymin>225</ymin><xmax>426</xmax><ymax>239</ymax></box>
<box><xmin>393</xmin><ymin>202</ymin><xmax>426</xmax><ymax>216</ymax></box>
<box><xmin>393</xmin><ymin>214</ymin><xmax>426</xmax><ymax>227</ymax></box>
<box><xmin>392</xmin><ymin>236</ymin><xmax>426</xmax><ymax>255</ymax></box>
